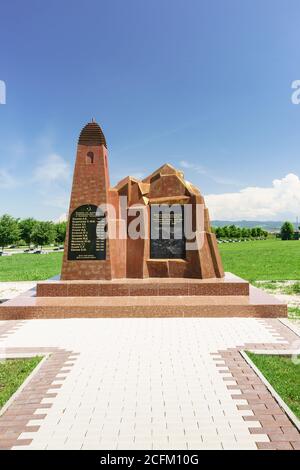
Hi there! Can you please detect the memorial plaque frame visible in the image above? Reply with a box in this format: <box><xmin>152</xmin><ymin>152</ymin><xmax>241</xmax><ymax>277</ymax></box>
<box><xmin>150</xmin><ymin>204</ymin><xmax>186</xmax><ymax>259</ymax></box>
<box><xmin>68</xmin><ymin>204</ymin><xmax>106</xmax><ymax>261</ymax></box>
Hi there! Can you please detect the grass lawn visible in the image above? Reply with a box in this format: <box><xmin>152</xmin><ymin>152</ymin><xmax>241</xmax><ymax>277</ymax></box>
<box><xmin>0</xmin><ymin>356</ymin><xmax>43</xmax><ymax>408</ymax></box>
<box><xmin>253</xmin><ymin>281</ymin><xmax>300</xmax><ymax>295</ymax></box>
<box><xmin>219</xmin><ymin>239</ymin><xmax>300</xmax><ymax>281</ymax></box>
<box><xmin>0</xmin><ymin>239</ymin><xmax>299</xmax><ymax>283</ymax></box>
<box><xmin>246</xmin><ymin>352</ymin><xmax>300</xmax><ymax>419</ymax></box>
<box><xmin>0</xmin><ymin>252</ymin><xmax>63</xmax><ymax>281</ymax></box>
<box><xmin>288</xmin><ymin>307</ymin><xmax>300</xmax><ymax>319</ymax></box>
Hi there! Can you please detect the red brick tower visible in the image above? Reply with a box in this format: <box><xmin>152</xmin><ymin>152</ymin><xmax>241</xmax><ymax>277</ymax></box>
<box><xmin>61</xmin><ymin>121</ymin><xmax>126</xmax><ymax>280</ymax></box>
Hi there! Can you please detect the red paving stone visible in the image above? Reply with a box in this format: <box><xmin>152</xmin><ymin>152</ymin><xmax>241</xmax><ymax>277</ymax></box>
<box><xmin>216</xmin><ymin>319</ymin><xmax>300</xmax><ymax>450</ymax></box>
<box><xmin>0</xmin><ymin>339</ymin><xmax>77</xmax><ymax>450</ymax></box>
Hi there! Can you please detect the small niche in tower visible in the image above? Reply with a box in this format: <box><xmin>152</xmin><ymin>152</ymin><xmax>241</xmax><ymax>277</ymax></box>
<box><xmin>86</xmin><ymin>151</ymin><xmax>94</xmax><ymax>164</ymax></box>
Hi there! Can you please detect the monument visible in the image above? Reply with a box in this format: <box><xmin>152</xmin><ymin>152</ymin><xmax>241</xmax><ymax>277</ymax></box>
<box><xmin>0</xmin><ymin>120</ymin><xmax>287</xmax><ymax>318</ymax></box>
<box><xmin>59</xmin><ymin>120</ymin><xmax>223</xmax><ymax>281</ymax></box>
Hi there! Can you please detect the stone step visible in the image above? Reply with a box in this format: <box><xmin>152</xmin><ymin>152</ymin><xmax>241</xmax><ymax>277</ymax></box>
<box><xmin>36</xmin><ymin>272</ymin><xmax>249</xmax><ymax>297</ymax></box>
<box><xmin>0</xmin><ymin>286</ymin><xmax>287</xmax><ymax>319</ymax></box>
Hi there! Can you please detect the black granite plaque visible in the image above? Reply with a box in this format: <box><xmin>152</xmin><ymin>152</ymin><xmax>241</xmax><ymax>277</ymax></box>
<box><xmin>68</xmin><ymin>204</ymin><xmax>106</xmax><ymax>261</ymax></box>
<box><xmin>150</xmin><ymin>205</ymin><xmax>186</xmax><ymax>259</ymax></box>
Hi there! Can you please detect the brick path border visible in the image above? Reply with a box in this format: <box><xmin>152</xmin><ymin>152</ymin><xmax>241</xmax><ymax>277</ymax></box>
<box><xmin>0</xmin><ymin>320</ymin><xmax>25</xmax><ymax>341</ymax></box>
<box><xmin>213</xmin><ymin>319</ymin><xmax>300</xmax><ymax>450</ymax></box>
<box><xmin>0</xmin><ymin>347</ymin><xmax>79</xmax><ymax>450</ymax></box>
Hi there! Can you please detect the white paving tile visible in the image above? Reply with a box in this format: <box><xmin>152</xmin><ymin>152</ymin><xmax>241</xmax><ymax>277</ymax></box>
<box><xmin>0</xmin><ymin>317</ymin><xmax>284</xmax><ymax>450</ymax></box>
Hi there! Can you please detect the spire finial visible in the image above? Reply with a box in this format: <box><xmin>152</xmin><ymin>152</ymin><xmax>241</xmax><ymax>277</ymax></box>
<box><xmin>78</xmin><ymin>120</ymin><xmax>107</xmax><ymax>148</ymax></box>
<box><xmin>91</xmin><ymin>117</ymin><xmax>95</xmax><ymax>123</ymax></box>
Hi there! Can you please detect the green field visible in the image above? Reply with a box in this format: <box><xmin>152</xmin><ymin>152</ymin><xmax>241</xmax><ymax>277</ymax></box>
<box><xmin>219</xmin><ymin>239</ymin><xmax>300</xmax><ymax>281</ymax></box>
<box><xmin>247</xmin><ymin>352</ymin><xmax>300</xmax><ymax>419</ymax></box>
<box><xmin>289</xmin><ymin>306</ymin><xmax>300</xmax><ymax>318</ymax></box>
<box><xmin>0</xmin><ymin>239</ymin><xmax>299</xmax><ymax>282</ymax></box>
<box><xmin>0</xmin><ymin>252</ymin><xmax>63</xmax><ymax>281</ymax></box>
<box><xmin>0</xmin><ymin>356</ymin><xmax>42</xmax><ymax>408</ymax></box>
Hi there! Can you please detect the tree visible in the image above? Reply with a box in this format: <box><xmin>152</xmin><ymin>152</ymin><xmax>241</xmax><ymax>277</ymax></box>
<box><xmin>55</xmin><ymin>222</ymin><xmax>67</xmax><ymax>244</ymax></box>
<box><xmin>255</xmin><ymin>227</ymin><xmax>260</xmax><ymax>237</ymax></box>
<box><xmin>235</xmin><ymin>227</ymin><xmax>241</xmax><ymax>239</ymax></box>
<box><xmin>0</xmin><ymin>214</ymin><xmax>20</xmax><ymax>250</ymax></box>
<box><xmin>31</xmin><ymin>221</ymin><xmax>56</xmax><ymax>249</ymax></box>
<box><xmin>215</xmin><ymin>227</ymin><xmax>224</xmax><ymax>239</ymax></box>
<box><xmin>222</xmin><ymin>226</ymin><xmax>229</xmax><ymax>238</ymax></box>
<box><xmin>241</xmin><ymin>227</ymin><xmax>249</xmax><ymax>238</ymax></box>
<box><xmin>19</xmin><ymin>218</ymin><xmax>37</xmax><ymax>248</ymax></box>
<box><xmin>280</xmin><ymin>221</ymin><xmax>294</xmax><ymax>240</ymax></box>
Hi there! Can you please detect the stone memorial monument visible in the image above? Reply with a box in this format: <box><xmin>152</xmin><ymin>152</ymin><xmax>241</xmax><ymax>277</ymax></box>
<box><xmin>59</xmin><ymin>120</ymin><xmax>224</xmax><ymax>281</ymax></box>
<box><xmin>0</xmin><ymin>120</ymin><xmax>287</xmax><ymax>318</ymax></box>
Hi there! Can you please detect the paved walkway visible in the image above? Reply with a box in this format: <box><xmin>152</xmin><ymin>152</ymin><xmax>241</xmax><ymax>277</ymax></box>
<box><xmin>0</xmin><ymin>281</ymin><xmax>36</xmax><ymax>302</ymax></box>
<box><xmin>0</xmin><ymin>317</ymin><xmax>299</xmax><ymax>450</ymax></box>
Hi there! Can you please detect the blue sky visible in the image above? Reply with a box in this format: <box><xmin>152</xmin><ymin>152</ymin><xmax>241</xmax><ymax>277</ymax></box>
<box><xmin>1</xmin><ymin>0</ymin><xmax>300</xmax><ymax>221</ymax></box>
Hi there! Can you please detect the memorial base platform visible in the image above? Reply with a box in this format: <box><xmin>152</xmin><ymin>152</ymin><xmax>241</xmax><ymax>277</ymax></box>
<box><xmin>0</xmin><ymin>273</ymin><xmax>287</xmax><ymax>319</ymax></box>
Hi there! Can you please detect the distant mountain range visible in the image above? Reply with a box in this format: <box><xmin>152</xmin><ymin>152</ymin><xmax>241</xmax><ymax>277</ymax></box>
<box><xmin>211</xmin><ymin>220</ymin><xmax>289</xmax><ymax>232</ymax></box>
<box><xmin>56</xmin><ymin>214</ymin><xmax>296</xmax><ymax>232</ymax></box>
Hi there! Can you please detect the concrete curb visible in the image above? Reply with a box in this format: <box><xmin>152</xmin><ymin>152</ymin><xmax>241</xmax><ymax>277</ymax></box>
<box><xmin>0</xmin><ymin>353</ymin><xmax>49</xmax><ymax>417</ymax></box>
<box><xmin>241</xmin><ymin>349</ymin><xmax>300</xmax><ymax>432</ymax></box>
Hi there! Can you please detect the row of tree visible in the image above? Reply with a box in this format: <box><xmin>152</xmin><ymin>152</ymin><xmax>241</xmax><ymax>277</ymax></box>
<box><xmin>0</xmin><ymin>215</ymin><xmax>298</xmax><ymax>250</ymax></box>
<box><xmin>212</xmin><ymin>225</ymin><xmax>268</xmax><ymax>239</ymax></box>
<box><xmin>0</xmin><ymin>214</ymin><xmax>66</xmax><ymax>250</ymax></box>
<box><xmin>280</xmin><ymin>221</ymin><xmax>299</xmax><ymax>240</ymax></box>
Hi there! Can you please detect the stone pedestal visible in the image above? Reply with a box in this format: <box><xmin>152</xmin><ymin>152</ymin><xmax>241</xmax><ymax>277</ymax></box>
<box><xmin>0</xmin><ymin>273</ymin><xmax>287</xmax><ymax>319</ymax></box>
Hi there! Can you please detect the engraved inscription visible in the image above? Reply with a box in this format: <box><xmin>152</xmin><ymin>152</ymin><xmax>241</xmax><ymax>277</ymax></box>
<box><xmin>68</xmin><ymin>204</ymin><xmax>106</xmax><ymax>260</ymax></box>
<box><xmin>150</xmin><ymin>205</ymin><xmax>185</xmax><ymax>259</ymax></box>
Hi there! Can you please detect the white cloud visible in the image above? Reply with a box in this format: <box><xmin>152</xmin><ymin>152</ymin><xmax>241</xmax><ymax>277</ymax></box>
<box><xmin>54</xmin><ymin>213</ymin><xmax>67</xmax><ymax>223</ymax></box>
<box><xmin>0</xmin><ymin>169</ymin><xmax>17</xmax><ymax>189</ymax></box>
<box><xmin>32</xmin><ymin>154</ymin><xmax>71</xmax><ymax>210</ymax></box>
<box><xmin>129</xmin><ymin>172</ymin><xmax>145</xmax><ymax>180</ymax></box>
<box><xmin>205</xmin><ymin>173</ymin><xmax>300</xmax><ymax>221</ymax></box>
<box><xmin>180</xmin><ymin>160</ymin><xmax>207</xmax><ymax>175</ymax></box>
<box><xmin>111</xmin><ymin>169</ymin><xmax>146</xmax><ymax>186</ymax></box>
<box><xmin>42</xmin><ymin>193</ymin><xmax>69</xmax><ymax>210</ymax></box>
<box><xmin>33</xmin><ymin>154</ymin><xmax>70</xmax><ymax>183</ymax></box>
<box><xmin>179</xmin><ymin>160</ymin><xmax>242</xmax><ymax>187</ymax></box>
